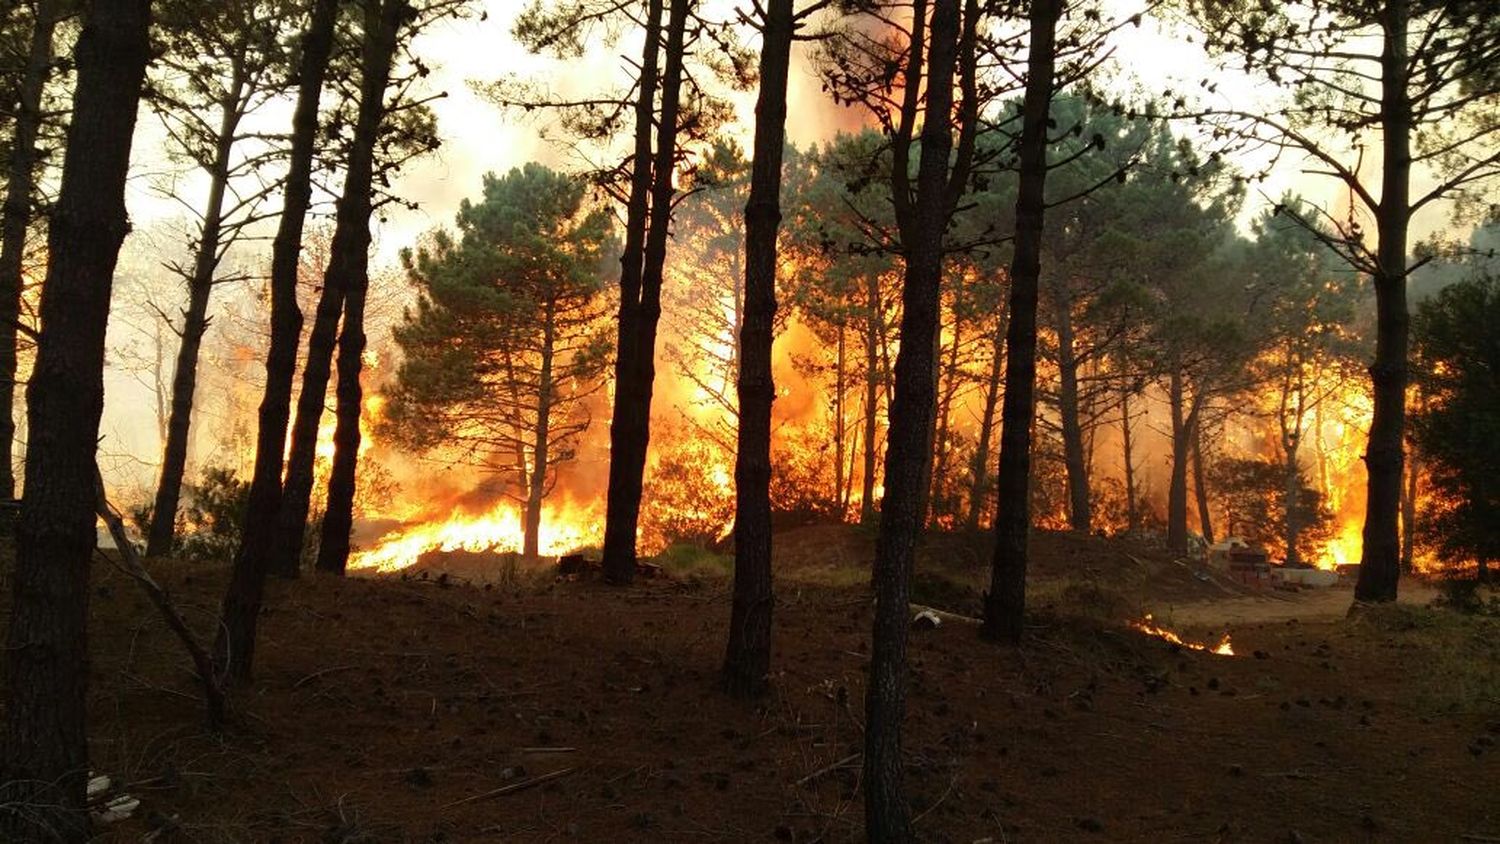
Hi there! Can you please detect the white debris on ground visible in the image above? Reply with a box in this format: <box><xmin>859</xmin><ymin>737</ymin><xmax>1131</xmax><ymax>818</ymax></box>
<box><xmin>87</xmin><ymin>774</ymin><xmax>140</xmax><ymax>824</ymax></box>
<box><xmin>912</xmin><ymin>609</ymin><xmax>943</xmax><ymax>629</ymax></box>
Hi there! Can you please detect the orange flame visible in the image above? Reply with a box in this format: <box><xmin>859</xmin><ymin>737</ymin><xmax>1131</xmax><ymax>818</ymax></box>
<box><xmin>1131</xmin><ymin>614</ymin><xmax>1234</xmax><ymax>656</ymax></box>
<box><xmin>348</xmin><ymin>497</ymin><xmax>602</xmax><ymax>573</ymax></box>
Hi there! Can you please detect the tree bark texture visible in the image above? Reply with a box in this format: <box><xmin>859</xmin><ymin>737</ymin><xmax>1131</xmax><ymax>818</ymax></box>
<box><xmin>1191</xmin><ymin>420</ymin><xmax>1214</xmax><ymax>545</ymax></box>
<box><xmin>314</xmin><ymin>0</ymin><xmax>405</xmax><ymax>577</ymax></box>
<box><xmin>1</xmin><ymin>4</ymin><xmax>151</xmax><ymax>840</ymax></box>
<box><xmin>966</xmin><ymin>309</ymin><xmax>1006</xmax><ymax>531</ymax></box>
<box><xmin>0</xmin><ymin>0</ymin><xmax>59</xmax><ymax>502</ymax></box>
<box><xmin>861</xmin><ymin>274</ymin><xmax>881</xmax><ymax>524</ymax></box>
<box><xmin>981</xmin><ymin>0</ymin><xmax>1060</xmax><ymax>645</ymax></box>
<box><xmin>865</xmin><ymin>0</ymin><xmax>972</xmax><ymax>837</ymax></box>
<box><xmin>524</xmin><ymin>299</ymin><xmax>557</xmax><ymax>559</ymax></box>
<box><xmin>1054</xmin><ymin>292</ymin><xmax>1091</xmax><ymax>533</ymax></box>
<box><xmin>1166</xmin><ymin>367</ymin><xmax>1192</xmax><ymax>556</ymax></box>
<box><xmin>146</xmin><ymin>55</ymin><xmax>249</xmax><ymax>555</ymax></box>
<box><xmin>230</xmin><ymin>0</ymin><xmax>339</xmax><ymax>593</ymax></box>
<box><xmin>1356</xmin><ymin>0</ymin><xmax>1410</xmax><ymax>604</ymax></box>
<box><xmin>600</xmin><ymin>0</ymin><xmax>687</xmax><ymax>584</ymax></box>
<box><xmin>723</xmin><ymin>0</ymin><xmax>793</xmax><ymax>700</ymax></box>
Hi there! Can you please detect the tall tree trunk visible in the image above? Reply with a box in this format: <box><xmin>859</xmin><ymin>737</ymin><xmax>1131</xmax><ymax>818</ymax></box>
<box><xmin>966</xmin><ymin>311</ymin><xmax>1005</xmax><ymax>531</ymax></box>
<box><xmin>1054</xmin><ymin>290</ymin><xmax>1090</xmax><ymax>533</ymax></box>
<box><xmin>1191</xmin><ymin>419</ymin><xmax>1213</xmax><ymax>545</ymax></box>
<box><xmin>928</xmin><ymin>309</ymin><xmax>961</xmax><ymax>525</ymax></box>
<box><xmin>263</xmin><ymin>186</ymin><xmax>351</xmax><ymax>574</ymax></box>
<box><xmin>146</xmin><ymin>59</ymin><xmax>248</xmax><ymax>556</ymax></box>
<box><xmin>1400</xmin><ymin>448</ymin><xmax>1417</xmax><ymax>574</ymax></box>
<box><xmin>981</xmin><ymin>0</ymin><xmax>1059</xmax><ymax>645</ymax></box>
<box><xmin>0</xmin><ymin>0</ymin><xmax>59</xmax><ymax>501</ymax></box>
<box><xmin>834</xmin><ymin>323</ymin><xmax>847</xmax><ymax>514</ymax></box>
<box><xmin>220</xmin><ymin>0</ymin><xmax>395</xmax><ymax>679</ymax></box>
<box><xmin>1355</xmin><ymin>0</ymin><xmax>1410</xmax><ymax>604</ymax></box>
<box><xmin>861</xmin><ymin>277</ymin><xmax>881</xmax><ymax>524</ymax></box>
<box><xmin>230</xmin><ymin>0</ymin><xmax>338</xmax><ymax>596</ymax></box>
<box><xmin>1166</xmin><ymin>368</ymin><xmax>1191</xmax><ymax>556</ymax></box>
<box><xmin>0</xmin><ymin>4</ymin><xmax>150</xmax><ymax>840</ymax></box>
<box><xmin>314</xmin><ymin>0</ymin><xmax>404</xmax><ymax>577</ymax></box>
<box><xmin>722</xmin><ymin>0</ymin><xmax>793</xmax><ymax>700</ymax></box>
<box><xmin>599</xmin><ymin>0</ymin><xmax>673</xmax><ymax>584</ymax></box>
<box><xmin>524</xmin><ymin>299</ymin><xmax>557</xmax><ymax>560</ymax></box>
<box><xmin>866</xmin><ymin>0</ymin><xmax>970</xmax><ymax>836</ymax></box>
<box><xmin>1120</xmin><ymin>387</ymin><xmax>1138</xmax><ymax>533</ymax></box>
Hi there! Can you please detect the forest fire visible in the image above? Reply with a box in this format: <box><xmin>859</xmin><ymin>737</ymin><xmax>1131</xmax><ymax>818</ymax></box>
<box><xmin>348</xmin><ymin>498</ymin><xmax>602</xmax><ymax>573</ymax></box>
<box><xmin>1131</xmin><ymin>614</ymin><xmax>1234</xmax><ymax>656</ymax></box>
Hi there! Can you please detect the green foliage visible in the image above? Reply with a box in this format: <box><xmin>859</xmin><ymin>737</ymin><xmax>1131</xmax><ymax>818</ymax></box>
<box><xmin>1209</xmin><ymin>457</ymin><xmax>1334</xmax><ymax>562</ymax></box>
<box><xmin>384</xmin><ymin>164</ymin><xmax>612</xmax><ymax>490</ymax></box>
<box><xmin>653</xmin><ymin>542</ymin><xmax>732</xmax><ymax>579</ymax></box>
<box><xmin>1411</xmin><ymin>273</ymin><xmax>1500</xmax><ymax>575</ymax></box>
<box><xmin>130</xmin><ymin>465</ymin><xmax>255</xmax><ymax>562</ymax></box>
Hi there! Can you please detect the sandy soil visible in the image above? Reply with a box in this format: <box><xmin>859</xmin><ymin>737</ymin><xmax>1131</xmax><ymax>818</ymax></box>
<box><xmin>1165</xmin><ymin>583</ymin><xmax>1443</xmax><ymax>627</ymax></box>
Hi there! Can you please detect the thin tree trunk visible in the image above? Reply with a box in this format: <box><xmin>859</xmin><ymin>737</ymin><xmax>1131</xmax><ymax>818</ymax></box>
<box><xmin>146</xmin><ymin>57</ymin><xmax>248</xmax><ymax>556</ymax></box>
<box><xmin>866</xmin><ymin>0</ymin><xmax>970</xmax><ymax>836</ymax></box>
<box><xmin>1355</xmin><ymin>0</ymin><xmax>1410</xmax><ymax>604</ymax></box>
<box><xmin>525</xmin><ymin>299</ymin><xmax>557</xmax><ymax>560</ymax></box>
<box><xmin>230</xmin><ymin>0</ymin><xmax>338</xmax><ymax>594</ymax></box>
<box><xmin>1166</xmin><ymin>368</ymin><xmax>1191</xmax><ymax>556</ymax></box>
<box><xmin>0</xmin><ymin>0</ymin><xmax>59</xmax><ymax>501</ymax></box>
<box><xmin>861</xmin><ymin>275</ymin><xmax>881</xmax><ymax>524</ymax></box>
<box><xmin>722</xmin><ymin>0</ymin><xmax>793</xmax><ymax>700</ymax></box>
<box><xmin>221</xmin><ymin>0</ymin><xmax>397</xmax><ymax>679</ymax></box>
<box><xmin>1191</xmin><ymin>419</ymin><xmax>1213</xmax><ymax>546</ymax></box>
<box><xmin>314</xmin><ymin>0</ymin><xmax>405</xmax><ymax>578</ymax></box>
<box><xmin>1054</xmin><ymin>290</ymin><xmax>1090</xmax><ymax>533</ymax></box>
<box><xmin>599</xmin><ymin>0</ymin><xmax>671</xmax><ymax>584</ymax></box>
<box><xmin>264</xmin><ymin>194</ymin><xmax>351</xmax><ymax>575</ymax></box>
<box><xmin>966</xmin><ymin>310</ymin><xmax>1005</xmax><ymax>531</ymax></box>
<box><xmin>1401</xmin><ymin>447</ymin><xmax>1417</xmax><ymax>574</ymax></box>
<box><xmin>981</xmin><ymin>0</ymin><xmax>1059</xmax><ymax>645</ymax></box>
<box><xmin>928</xmin><ymin>309</ymin><xmax>961</xmax><ymax>526</ymax></box>
<box><xmin>834</xmin><ymin>323</ymin><xmax>847</xmax><ymax>514</ymax></box>
<box><xmin>0</xmin><ymin>4</ymin><xmax>151</xmax><ymax>840</ymax></box>
<box><xmin>1121</xmin><ymin>387</ymin><xmax>1138</xmax><ymax>533</ymax></box>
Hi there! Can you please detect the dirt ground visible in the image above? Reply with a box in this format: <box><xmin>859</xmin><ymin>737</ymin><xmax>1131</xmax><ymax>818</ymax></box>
<box><xmin>6</xmin><ymin>526</ymin><xmax>1498</xmax><ymax>842</ymax></box>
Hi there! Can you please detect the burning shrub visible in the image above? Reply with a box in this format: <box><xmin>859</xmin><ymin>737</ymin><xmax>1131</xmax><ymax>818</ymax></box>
<box><xmin>1089</xmin><ymin>476</ymin><xmax>1132</xmax><ymax>537</ymax></box>
<box><xmin>1029</xmin><ymin>433</ymin><xmax>1073</xmax><ymax>532</ymax></box>
<box><xmin>129</xmin><ymin>466</ymin><xmax>249</xmax><ymax>562</ymax></box>
<box><xmin>769</xmin><ymin>423</ymin><xmax>849</xmax><ymax>525</ymax></box>
<box><xmin>639</xmin><ymin>439</ymin><xmax>735</xmax><ymax>552</ymax></box>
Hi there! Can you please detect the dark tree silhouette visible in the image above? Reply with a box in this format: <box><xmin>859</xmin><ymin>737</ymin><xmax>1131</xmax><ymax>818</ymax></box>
<box><xmin>722</xmin><ymin>0</ymin><xmax>824</xmax><ymax>700</ymax></box>
<box><xmin>1187</xmin><ymin>0</ymin><xmax>1500</xmax><ymax>603</ymax></box>
<box><xmin>0</xmin><ymin>2</ymin><xmax>151</xmax><ymax>839</ymax></box>
<box><xmin>983</xmin><ymin>0</ymin><xmax>1061</xmax><ymax>645</ymax></box>
<box><xmin>0</xmin><ymin>0</ymin><xmax>61</xmax><ymax>502</ymax></box>
<box><xmin>230</xmin><ymin>0</ymin><xmax>339</xmax><ymax>594</ymax></box>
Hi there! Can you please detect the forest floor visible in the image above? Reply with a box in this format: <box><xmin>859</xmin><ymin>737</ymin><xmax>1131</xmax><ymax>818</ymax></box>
<box><xmin>6</xmin><ymin>525</ymin><xmax>1498</xmax><ymax>842</ymax></box>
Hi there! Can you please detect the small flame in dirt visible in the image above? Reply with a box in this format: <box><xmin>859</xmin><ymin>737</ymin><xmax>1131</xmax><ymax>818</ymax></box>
<box><xmin>348</xmin><ymin>499</ymin><xmax>602</xmax><ymax>573</ymax></box>
<box><xmin>1131</xmin><ymin>614</ymin><xmax>1234</xmax><ymax>656</ymax></box>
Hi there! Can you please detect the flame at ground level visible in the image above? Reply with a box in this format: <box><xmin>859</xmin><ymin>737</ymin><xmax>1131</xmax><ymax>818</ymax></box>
<box><xmin>348</xmin><ymin>499</ymin><xmax>603</xmax><ymax>573</ymax></box>
<box><xmin>1131</xmin><ymin>614</ymin><xmax>1234</xmax><ymax>656</ymax></box>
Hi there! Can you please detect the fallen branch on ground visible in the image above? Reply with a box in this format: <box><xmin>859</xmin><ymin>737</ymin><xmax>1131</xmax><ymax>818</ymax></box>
<box><xmin>94</xmin><ymin>467</ymin><xmax>225</xmax><ymax>729</ymax></box>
